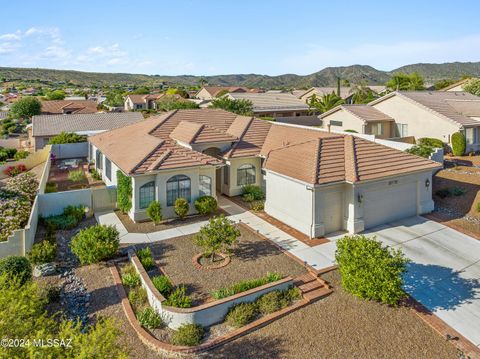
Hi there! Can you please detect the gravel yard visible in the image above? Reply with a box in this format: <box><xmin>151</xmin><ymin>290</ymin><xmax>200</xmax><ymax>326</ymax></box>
<box><xmin>148</xmin><ymin>224</ymin><xmax>307</xmax><ymax>305</ymax></box>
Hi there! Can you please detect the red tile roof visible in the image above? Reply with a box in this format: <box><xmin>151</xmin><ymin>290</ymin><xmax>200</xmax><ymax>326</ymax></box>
<box><xmin>41</xmin><ymin>100</ymin><xmax>98</xmax><ymax>114</ymax></box>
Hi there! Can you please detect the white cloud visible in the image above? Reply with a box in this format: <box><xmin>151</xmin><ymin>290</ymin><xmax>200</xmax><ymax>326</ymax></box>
<box><xmin>0</xmin><ymin>32</ymin><xmax>21</xmax><ymax>41</ymax></box>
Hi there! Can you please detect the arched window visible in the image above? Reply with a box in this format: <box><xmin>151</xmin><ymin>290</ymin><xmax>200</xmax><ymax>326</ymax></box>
<box><xmin>237</xmin><ymin>164</ymin><xmax>256</xmax><ymax>186</ymax></box>
<box><xmin>139</xmin><ymin>181</ymin><xmax>155</xmax><ymax>209</ymax></box>
<box><xmin>166</xmin><ymin>175</ymin><xmax>191</xmax><ymax>206</ymax></box>
<box><xmin>199</xmin><ymin>175</ymin><xmax>212</xmax><ymax>196</ymax></box>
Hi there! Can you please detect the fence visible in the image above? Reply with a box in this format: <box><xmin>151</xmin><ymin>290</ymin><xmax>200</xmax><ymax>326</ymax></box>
<box><xmin>51</xmin><ymin>142</ymin><xmax>88</xmax><ymax>159</ymax></box>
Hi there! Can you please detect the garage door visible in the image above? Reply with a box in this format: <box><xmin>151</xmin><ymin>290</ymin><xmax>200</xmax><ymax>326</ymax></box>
<box><xmin>363</xmin><ymin>182</ymin><xmax>417</xmax><ymax>229</ymax></box>
<box><xmin>323</xmin><ymin>190</ymin><xmax>343</xmax><ymax>234</ymax></box>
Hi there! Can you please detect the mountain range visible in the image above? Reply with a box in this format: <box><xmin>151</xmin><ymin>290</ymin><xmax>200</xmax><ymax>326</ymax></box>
<box><xmin>1</xmin><ymin>61</ymin><xmax>479</xmax><ymax>89</ymax></box>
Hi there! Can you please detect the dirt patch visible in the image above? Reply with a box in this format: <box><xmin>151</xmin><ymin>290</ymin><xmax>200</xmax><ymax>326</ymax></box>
<box><xmin>115</xmin><ymin>208</ymin><xmax>228</xmax><ymax>233</ymax></box>
<box><xmin>203</xmin><ymin>270</ymin><xmax>461</xmax><ymax>359</ymax></box>
<box><xmin>146</xmin><ymin>225</ymin><xmax>307</xmax><ymax>305</ymax></box>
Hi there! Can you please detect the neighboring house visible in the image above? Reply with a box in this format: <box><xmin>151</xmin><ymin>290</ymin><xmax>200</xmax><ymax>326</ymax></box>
<box><xmin>225</xmin><ymin>92</ymin><xmax>310</xmax><ymax>118</ymax></box>
<box><xmin>88</xmin><ymin>108</ymin><xmax>439</xmax><ymax>239</ymax></box>
<box><xmin>124</xmin><ymin>94</ymin><xmax>163</xmax><ymax>111</ymax></box>
<box><xmin>299</xmin><ymin>86</ymin><xmax>387</xmax><ymax>104</ymax></box>
<box><xmin>22</xmin><ymin>87</ymin><xmax>38</xmax><ymax>95</ymax></box>
<box><xmin>440</xmin><ymin>78</ymin><xmax>472</xmax><ymax>92</ymax></box>
<box><xmin>195</xmin><ymin>86</ymin><xmax>249</xmax><ymax>101</ymax></box>
<box><xmin>321</xmin><ymin>91</ymin><xmax>480</xmax><ymax>152</ymax></box>
<box><xmin>30</xmin><ymin>112</ymin><xmax>144</xmax><ymax>151</ymax></box>
<box><xmin>41</xmin><ymin>100</ymin><xmax>98</xmax><ymax>115</ymax></box>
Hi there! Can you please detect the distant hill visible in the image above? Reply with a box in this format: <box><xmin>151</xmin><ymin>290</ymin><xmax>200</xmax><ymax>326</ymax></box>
<box><xmin>1</xmin><ymin>61</ymin><xmax>480</xmax><ymax>89</ymax></box>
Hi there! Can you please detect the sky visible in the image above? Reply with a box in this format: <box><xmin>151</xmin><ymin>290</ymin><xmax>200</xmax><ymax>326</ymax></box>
<box><xmin>0</xmin><ymin>0</ymin><xmax>479</xmax><ymax>76</ymax></box>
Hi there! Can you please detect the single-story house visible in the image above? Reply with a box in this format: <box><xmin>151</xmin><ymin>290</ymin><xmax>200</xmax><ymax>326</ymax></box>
<box><xmin>195</xmin><ymin>86</ymin><xmax>249</xmax><ymax>101</ymax></box>
<box><xmin>88</xmin><ymin>108</ymin><xmax>440</xmax><ymax>239</ymax></box>
<box><xmin>321</xmin><ymin>91</ymin><xmax>480</xmax><ymax>152</ymax></box>
<box><xmin>298</xmin><ymin>86</ymin><xmax>387</xmax><ymax>104</ymax></box>
<box><xmin>124</xmin><ymin>94</ymin><xmax>164</xmax><ymax>111</ymax></box>
<box><xmin>225</xmin><ymin>92</ymin><xmax>310</xmax><ymax>118</ymax></box>
<box><xmin>440</xmin><ymin>78</ymin><xmax>472</xmax><ymax>92</ymax></box>
<box><xmin>41</xmin><ymin>100</ymin><xmax>98</xmax><ymax>115</ymax></box>
<box><xmin>30</xmin><ymin>112</ymin><xmax>144</xmax><ymax>151</ymax></box>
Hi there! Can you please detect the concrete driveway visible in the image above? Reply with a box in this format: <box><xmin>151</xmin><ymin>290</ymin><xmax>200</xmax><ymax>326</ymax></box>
<box><xmin>362</xmin><ymin>216</ymin><xmax>480</xmax><ymax>349</ymax></box>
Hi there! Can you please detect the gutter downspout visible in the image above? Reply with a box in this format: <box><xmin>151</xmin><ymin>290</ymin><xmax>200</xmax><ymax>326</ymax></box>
<box><xmin>307</xmin><ymin>185</ymin><xmax>315</xmax><ymax>238</ymax></box>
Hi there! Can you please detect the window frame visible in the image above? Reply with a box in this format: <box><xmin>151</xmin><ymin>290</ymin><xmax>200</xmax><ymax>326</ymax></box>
<box><xmin>166</xmin><ymin>175</ymin><xmax>191</xmax><ymax>206</ymax></box>
<box><xmin>95</xmin><ymin>149</ymin><xmax>103</xmax><ymax>172</ymax></box>
<box><xmin>139</xmin><ymin>181</ymin><xmax>155</xmax><ymax>209</ymax></box>
<box><xmin>105</xmin><ymin>158</ymin><xmax>112</xmax><ymax>180</ymax></box>
<box><xmin>237</xmin><ymin>164</ymin><xmax>256</xmax><ymax>186</ymax></box>
<box><xmin>199</xmin><ymin>175</ymin><xmax>212</xmax><ymax>197</ymax></box>
<box><xmin>330</xmin><ymin>120</ymin><xmax>343</xmax><ymax>127</ymax></box>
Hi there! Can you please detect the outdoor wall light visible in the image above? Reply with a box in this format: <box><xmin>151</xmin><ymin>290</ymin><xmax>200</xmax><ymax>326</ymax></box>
<box><xmin>357</xmin><ymin>193</ymin><xmax>363</xmax><ymax>203</ymax></box>
<box><xmin>425</xmin><ymin>179</ymin><xmax>430</xmax><ymax>188</ymax></box>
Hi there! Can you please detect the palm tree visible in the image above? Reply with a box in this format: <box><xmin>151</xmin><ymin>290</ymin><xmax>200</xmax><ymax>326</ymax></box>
<box><xmin>308</xmin><ymin>92</ymin><xmax>344</xmax><ymax>113</ymax></box>
<box><xmin>349</xmin><ymin>83</ymin><xmax>377</xmax><ymax>104</ymax></box>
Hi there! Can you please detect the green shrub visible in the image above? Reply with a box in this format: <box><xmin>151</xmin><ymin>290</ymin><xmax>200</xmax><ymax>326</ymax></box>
<box><xmin>63</xmin><ymin>205</ymin><xmax>86</xmax><ymax>222</ymax></box>
<box><xmin>164</xmin><ymin>286</ymin><xmax>192</xmax><ymax>308</ymax></box>
<box><xmin>242</xmin><ymin>185</ymin><xmax>263</xmax><ymax>200</ymax></box>
<box><xmin>45</xmin><ymin>182</ymin><xmax>58</xmax><ymax>193</ymax></box>
<box><xmin>335</xmin><ymin>235</ymin><xmax>409</xmax><ymax>306</ymax></box>
<box><xmin>48</xmin><ymin>132</ymin><xmax>87</xmax><ymax>144</ymax></box>
<box><xmin>256</xmin><ymin>290</ymin><xmax>283</xmax><ymax>314</ymax></box>
<box><xmin>211</xmin><ymin>272</ymin><xmax>283</xmax><ymax>300</ymax></box>
<box><xmin>194</xmin><ymin>196</ymin><xmax>217</xmax><ymax>215</ymax></box>
<box><xmin>28</xmin><ymin>240</ymin><xmax>57</xmax><ymax>264</ymax></box>
<box><xmin>0</xmin><ymin>150</ymin><xmax>7</xmax><ymax>162</ymax></box>
<box><xmin>128</xmin><ymin>287</ymin><xmax>147</xmax><ymax>310</ymax></box>
<box><xmin>194</xmin><ymin>215</ymin><xmax>240</xmax><ymax>261</ymax></box>
<box><xmin>13</xmin><ymin>150</ymin><xmax>29</xmax><ymax>161</ymax></box>
<box><xmin>117</xmin><ymin>170</ymin><xmax>132</xmax><ymax>213</ymax></box>
<box><xmin>405</xmin><ymin>145</ymin><xmax>434</xmax><ymax>158</ymax></box>
<box><xmin>122</xmin><ymin>263</ymin><xmax>136</xmax><ymax>276</ymax></box>
<box><xmin>46</xmin><ymin>286</ymin><xmax>61</xmax><ymax>303</ymax></box>
<box><xmin>451</xmin><ymin>187</ymin><xmax>465</xmax><ymax>196</ymax></box>
<box><xmin>452</xmin><ymin>131</ymin><xmax>466</xmax><ymax>156</ymax></box>
<box><xmin>242</xmin><ymin>193</ymin><xmax>255</xmax><ymax>202</ymax></box>
<box><xmin>90</xmin><ymin>168</ymin><xmax>102</xmax><ymax>180</ymax></box>
<box><xmin>137</xmin><ymin>247</ymin><xmax>155</xmax><ymax>270</ymax></box>
<box><xmin>70</xmin><ymin>224</ymin><xmax>119</xmax><ymax>264</ymax></box>
<box><xmin>250</xmin><ymin>200</ymin><xmax>264</xmax><ymax>212</ymax></box>
<box><xmin>146</xmin><ymin>200</ymin><xmax>162</xmax><ymax>225</ymax></box>
<box><xmin>226</xmin><ymin>302</ymin><xmax>258</xmax><ymax>327</ymax></box>
<box><xmin>171</xmin><ymin>324</ymin><xmax>205</xmax><ymax>346</ymax></box>
<box><xmin>0</xmin><ymin>256</ymin><xmax>32</xmax><ymax>285</ymax></box>
<box><xmin>418</xmin><ymin>137</ymin><xmax>444</xmax><ymax>148</ymax></box>
<box><xmin>44</xmin><ymin>214</ymin><xmax>77</xmax><ymax>230</ymax></box>
<box><xmin>122</xmin><ymin>272</ymin><xmax>141</xmax><ymax>287</ymax></box>
<box><xmin>137</xmin><ymin>307</ymin><xmax>163</xmax><ymax>329</ymax></box>
<box><xmin>174</xmin><ymin>198</ymin><xmax>189</xmax><ymax>219</ymax></box>
<box><xmin>68</xmin><ymin>169</ymin><xmax>86</xmax><ymax>182</ymax></box>
<box><xmin>4</xmin><ymin>148</ymin><xmax>17</xmax><ymax>159</ymax></box>
<box><xmin>152</xmin><ymin>275</ymin><xmax>173</xmax><ymax>297</ymax></box>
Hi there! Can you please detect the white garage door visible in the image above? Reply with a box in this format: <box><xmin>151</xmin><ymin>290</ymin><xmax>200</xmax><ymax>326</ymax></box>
<box><xmin>363</xmin><ymin>182</ymin><xmax>417</xmax><ymax>229</ymax></box>
<box><xmin>323</xmin><ymin>190</ymin><xmax>343</xmax><ymax>234</ymax></box>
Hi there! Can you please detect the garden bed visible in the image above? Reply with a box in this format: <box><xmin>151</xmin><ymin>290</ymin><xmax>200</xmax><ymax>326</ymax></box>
<box><xmin>46</xmin><ymin>158</ymin><xmax>104</xmax><ymax>192</ymax></box>
<box><xmin>115</xmin><ymin>207</ymin><xmax>228</xmax><ymax>233</ymax></box>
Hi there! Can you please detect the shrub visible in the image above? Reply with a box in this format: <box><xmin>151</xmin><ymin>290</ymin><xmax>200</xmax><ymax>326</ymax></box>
<box><xmin>335</xmin><ymin>235</ymin><xmax>409</xmax><ymax>306</ymax></box>
<box><xmin>405</xmin><ymin>145</ymin><xmax>434</xmax><ymax>158</ymax></box>
<box><xmin>137</xmin><ymin>307</ymin><xmax>163</xmax><ymax>329</ymax></box>
<box><xmin>226</xmin><ymin>302</ymin><xmax>258</xmax><ymax>327</ymax></box>
<box><xmin>137</xmin><ymin>247</ymin><xmax>155</xmax><ymax>270</ymax></box>
<box><xmin>194</xmin><ymin>195</ymin><xmax>217</xmax><ymax>215</ymax></box>
<box><xmin>152</xmin><ymin>275</ymin><xmax>173</xmax><ymax>297</ymax></box>
<box><xmin>70</xmin><ymin>224</ymin><xmax>119</xmax><ymax>264</ymax></box>
<box><xmin>0</xmin><ymin>193</ymin><xmax>31</xmax><ymax>241</ymax></box>
<box><xmin>4</xmin><ymin>172</ymin><xmax>38</xmax><ymax>203</ymax></box>
<box><xmin>45</xmin><ymin>182</ymin><xmax>58</xmax><ymax>193</ymax></box>
<box><xmin>211</xmin><ymin>272</ymin><xmax>283</xmax><ymax>299</ymax></box>
<box><xmin>46</xmin><ymin>286</ymin><xmax>61</xmax><ymax>303</ymax></box>
<box><xmin>418</xmin><ymin>137</ymin><xmax>444</xmax><ymax>148</ymax></box>
<box><xmin>63</xmin><ymin>205</ymin><xmax>86</xmax><ymax>223</ymax></box>
<box><xmin>68</xmin><ymin>169</ymin><xmax>86</xmax><ymax>182</ymax></box>
<box><xmin>171</xmin><ymin>324</ymin><xmax>205</xmax><ymax>346</ymax></box>
<box><xmin>128</xmin><ymin>287</ymin><xmax>148</xmax><ymax>310</ymax></box>
<box><xmin>344</xmin><ymin>129</ymin><xmax>358</xmax><ymax>133</ymax></box>
<box><xmin>117</xmin><ymin>171</ymin><xmax>132</xmax><ymax>213</ymax></box>
<box><xmin>4</xmin><ymin>147</ymin><xmax>17</xmax><ymax>159</ymax></box>
<box><xmin>242</xmin><ymin>193</ymin><xmax>255</xmax><ymax>203</ymax></box>
<box><xmin>122</xmin><ymin>272</ymin><xmax>141</xmax><ymax>287</ymax></box>
<box><xmin>28</xmin><ymin>240</ymin><xmax>57</xmax><ymax>264</ymax></box>
<box><xmin>13</xmin><ymin>150</ymin><xmax>29</xmax><ymax>161</ymax></box>
<box><xmin>250</xmin><ymin>200</ymin><xmax>264</xmax><ymax>212</ymax></box>
<box><xmin>44</xmin><ymin>214</ymin><xmax>78</xmax><ymax>230</ymax></box>
<box><xmin>164</xmin><ymin>286</ymin><xmax>192</xmax><ymax>308</ymax></box>
<box><xmin>194</xmin><ymin>215</ymin><xmax>240</xmax><ymax>261</ymax></box>
<box><xmin>435</xmin><ymin>188</ymin><xmax>450</xmax><ymax>199</ymax></box>
<box><xmin>256</xmin><ymin>290</ymin><xmax>283</xmax><ymax>314</ymax></box>
<box><xmin>146</xmin><ymin>201</ymin><xmax>162</xmax><ymax>225</ymax></box>
<box><xmin>90</xmin><ymin>168</ymin><xmax>102</xmax><ymax>180</ymax></box>
<box><xmin>451</xmin><ymin>187</ymin><xmax>465</xmax><ymax>196</ymax></box>
<box><xmin>242</xmin><ymin>185</ymin><xmax>264</xmax><ymax>200</ymax></box>
<box><xmin>0</xmin><ymin>256</ymin><xmax>32</xmax><ymax>285</ymax></box>
<box><xmin>48</xmin><ymin>132</ymin><xmax>87</xmax><ymax>144</ymax></box>
<box><xmin>452</xmin><ymin>131</ymin><xmax>466</xmax><ymax>156</ymax></box>
<box><xmin>4</xmin><ymin>164</ymin><xmax>27</xmax><ymax>177</ymax></box>
<box><xmin>174</xmin><ymin>198</ymin><xmax>189</xmax><ymax>219</ymax></box>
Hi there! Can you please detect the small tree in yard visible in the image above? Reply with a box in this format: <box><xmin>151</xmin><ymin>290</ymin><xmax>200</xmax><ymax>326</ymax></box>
<box><xmin>451</xmin><ymin>131</ymin><xmax>466</xmax><ymax>156</ymax></box>
<box><xmin>70</xmin><ymin>224</ymin><xmax>119</xmax><ymax>264</ymax></box>
<box><xmin>335</xmin><ymin>235</ymin><xmax>409</xmax><ymax>306</ymax></box>
<box><xmin>10</xmin><ymin>97</ymin><xmax>41</xmax><ymax>119</ymax></box>
<box><xmin>194</xmin><ymin>215</ymin><xmax>240</xmax><ymax>262</ymax></box>
<box><xmin>146</xmin><ymin>200</ymin><xmax>162</xmax><ymax>225</ymax></box>
<box><xmin>174</xmin><ymin>198</ymin><xmax>189</xmax><ymax>219</ymax></box>
<box><xmin>48</xmin><ymin>132</ymin><xmax>87</xmax><ymax>144</ymax></box>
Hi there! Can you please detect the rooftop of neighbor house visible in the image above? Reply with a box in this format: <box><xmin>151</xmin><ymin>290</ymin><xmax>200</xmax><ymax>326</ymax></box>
<box><xmin>370</xmin><ymin>91</ymin><xmax>480</xmax><ymax>127</ymax></box>
<box><xmin>41</xmin><ymin>100</ymin><xmax>99</xmax><ymax>115</ymax></box>
<box><xmin>89</xmin><ymin>108</ymin><xmax>441</xmax><ymax>184</ymax></box>
<box><xmin>197</xmin><ymin>86</ymin><xmax>260</xmax><ymax>97</ymax></box>
<box><xmin>126</xmin><ymin>93</ymin><xmax>164</xmax><ymax>104</ymax></box>
<box><xmin>227</xmin><ymin>92</ymin><xmax>309</xmax><ymax>112</ymax></box>
<box><xmin>300</xmin><ymin>85</ymin><xmax>387</xmax><ymax>100</ymax></box>
<box><xmin>32</xmin><ymin>112</ymin><xmax>144</xmax><ymax>137</ymax></box>
<box><xmin>320</xmin><ymin>104</ymin><xmax>394</xmax><ymax>122</ymax></box>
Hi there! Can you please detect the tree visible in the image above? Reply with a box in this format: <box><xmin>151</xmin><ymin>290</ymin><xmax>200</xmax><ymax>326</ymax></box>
<box><xmin>210</xmin><ymin>97</ymin><xmax>253</xmax><ymax>116</ymax></box>
<box><xmin>194</xmin><ymin>215</ymin><xmax>240</xmax><ymax>262</ymax></box>
<box><xmin>307</xmin><ymin>92</ymin><xmax>344</xmax><ymax>113</ymax></box>
<box><xmin>104</xmin><ymin>90</ymin><xmax>125</xmax><ymax>107</ymax></box>
<box><xmin>350</xmin><ymin>83</ymin><xmax>377</xmax><ymax>104</ymax></box>
<box><xmin>434</xmin><ymin>79</ymin><xmax>457</xmax><ymax>91</ymax></box>
<box><xmin>165</xmin><ymin>88</ymin><xmax>188</xmax><ymax>98</ymax></box>
<box><xmin>48</xmin><ymin>132</ymin><xmax>87</xmax><ymax>144</ymax></box>
<box><xmin>10</xmin><ymin>97</ymin><xmax>41</xmax><ymax>119</ymax></box>
<box><xmin>44</xmin><ymin>90</ymin><xmax>66</xmax><ymax>100</ymax></box>
<box><xmin>386</xmin><ymin>72</ymin><xmax>425</xmax><ymax>91</ymax></box>
<box><xmin>131</xmin><ymin>87</ymin><xmax>149</xmax><ymax>94</ymax></box>
<box><xmin>462</xmin><ymin>78</ymin><xmax>480</xmax><ymax>96</ymax></box>
<box><xmin>335</xmin><ymin>235</ymin><xmax>409</xmax><ymax>306</ymax></box>
<box><xmin>156</xmin><ymin>96</ymin><xmax>199</xmax><ymax>111</ymax></box>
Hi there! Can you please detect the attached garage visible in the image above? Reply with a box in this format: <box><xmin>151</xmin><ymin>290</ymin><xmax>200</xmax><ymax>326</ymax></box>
<box><xmin>363</xmin><ymin>181</ymin><xmax>417</xmax><ymax>229</ymax></box>
<box><xmin>320</xmin><ymin>189</ymin><xmax>344</xmax><ymax>234</ymax></box>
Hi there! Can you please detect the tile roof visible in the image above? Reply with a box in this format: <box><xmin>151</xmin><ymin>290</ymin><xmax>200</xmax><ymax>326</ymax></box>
<box><xmin>41</xmin><ymin>100</ymin><xmax>98</xmax><ymax>114</ymax></box>
<box><xmin>126</xmin><ymin>94</ymin><xmax>163</xmax><ymax>104</ymax></box>
<box><xmin>300</xmin><ymin>87</ymin><xmax>353</xmax><ymax>100</ymax></box>
<box><xmin>32</xmin><ymin>112</ymin><xmax>144</xmax><ymax>137</ymax></box>
<box><xmin>227</xmin><ymin>92</ymin><xmax>309</xmax><ymax>112</ymax></box>
<box><xmin>320</xmin><ymin>105</ymin><xmax>394</xmax><ymax>122</ymax></box>
<box><xmin>169</xmin><ymin>121</ymin><xmax>238</xmax><ymax>144</ymax></box>
<box><xmin>264</xmin><ymin>131</ymin><xmax>441</xmax><ymax>185</ymax></box>
<box><xmin>199</xmin><ymin>86</ymin><xmax>248</xmax><ymax>97</ymax></box>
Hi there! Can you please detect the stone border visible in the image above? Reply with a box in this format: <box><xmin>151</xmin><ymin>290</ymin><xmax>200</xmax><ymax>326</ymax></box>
<box><xmin>109</xmin><ymin>261</ymin><xmax>310</xmax><ymax>354</ymax></box>
<box><xmin>192</xmin><ymin>252</ymin><xmax>231</xmax><ymax>270</ymax></box>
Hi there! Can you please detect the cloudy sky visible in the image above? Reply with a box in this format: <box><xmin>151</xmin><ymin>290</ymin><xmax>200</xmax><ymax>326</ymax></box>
<box><xmin>0</xmin><ymin>0</ymin><xmax>479</xmax><ymax>76</ymax></box>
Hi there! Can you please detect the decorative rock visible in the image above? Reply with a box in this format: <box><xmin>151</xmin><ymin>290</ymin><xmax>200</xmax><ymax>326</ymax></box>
<box><xmin>33</xmin><ymin>263</ymin><xmax>57</xmax><ymax>277</ymax></box>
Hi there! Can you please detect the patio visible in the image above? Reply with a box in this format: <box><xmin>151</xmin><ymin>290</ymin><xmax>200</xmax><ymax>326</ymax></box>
<box><xmin>47</xmin><ymin>157</ymin><xmax>104</xmax><ymax>192</ymax></box>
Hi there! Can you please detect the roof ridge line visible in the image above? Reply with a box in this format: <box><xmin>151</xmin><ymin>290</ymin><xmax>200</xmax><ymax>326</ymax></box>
<box><xmin>223</xmin><ymin>116</ymin><xmax>254</xmax><ymax>158</ymax></box>
<box><xmin>148</xmin><ymin>110</ymin><xmax>179</xmax><ymax>136</ymax></box>
<box><xmin>314</xmin><ymin>138</ymin><xmax>322</xmax><ymax>184</ymax></box>
<box><xmin>189</xmin><ymin>122</ymin><xmax>205</xmax><ymax>144</ymax></box>
<box><xmin>344</xmin><ymin>135</ymin><xmax>358</xmax><ymax>182</ymax></box>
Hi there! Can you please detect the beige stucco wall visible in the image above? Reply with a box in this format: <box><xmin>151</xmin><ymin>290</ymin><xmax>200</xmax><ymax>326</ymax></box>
<box><xmin>322</xmin><ymin>110</ymin><xmax>364</xmax><ymax>133</ymax></box>
<box><xmin>196</xmin><ymin>88</ymin><xmax>213</xmax><ymax>101</ymax></box>
<box><xmin>372</xmin><ymin>95</ymin><xmax>459</xmax><ymax>143</ymax></box>
<box><xmin>223</xmin><ymin>157</ymin><xmax>263</xmax><ymax>196</ymax></box>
